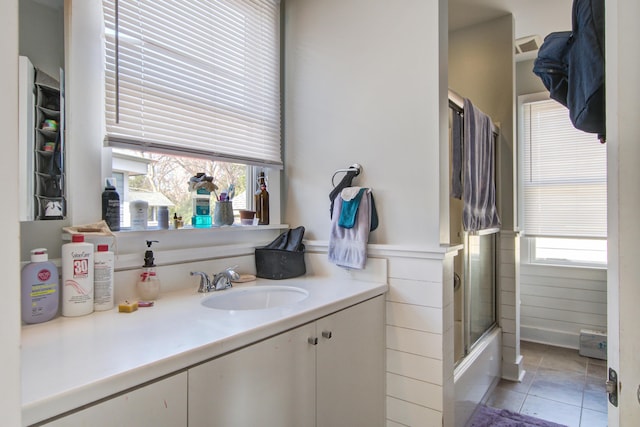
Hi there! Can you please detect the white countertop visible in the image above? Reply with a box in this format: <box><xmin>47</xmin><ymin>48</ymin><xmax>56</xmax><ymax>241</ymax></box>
<box><xmin>21</xmin><ymin>276</ymin><xmax>387</xmax><ymax>426</ymax></box>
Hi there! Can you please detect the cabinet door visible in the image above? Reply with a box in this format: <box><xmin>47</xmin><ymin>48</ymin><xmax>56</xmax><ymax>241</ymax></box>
<box><xmin>189</xmin><ymin>323</ymin><xmax>316</xmax><ymax>427</ymax></box>
<box><xmin>44</xmin><ymin>372</ymin><xmax>188</xmax><ymax>427</ymax></box>
<box><xmin>316</xmin><ymin>295</ymin><xmax>385</xmax><ymax>427</ymax></box>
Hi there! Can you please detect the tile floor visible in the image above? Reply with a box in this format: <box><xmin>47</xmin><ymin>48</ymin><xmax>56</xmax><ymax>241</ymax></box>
<box><xmin>486</xmin><ymin>341</ymin><xmax>608</xmax><ymax>427</ymax></box>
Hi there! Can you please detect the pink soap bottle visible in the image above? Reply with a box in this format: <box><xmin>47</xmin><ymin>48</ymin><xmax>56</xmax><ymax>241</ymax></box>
<box><xmin>21</xmin><ymin>248</ymin><xmax>59</xmax><ymax>324</ymax></box>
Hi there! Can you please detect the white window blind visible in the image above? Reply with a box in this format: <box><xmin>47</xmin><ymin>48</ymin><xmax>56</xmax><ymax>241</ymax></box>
<box><xmin>103</xmin><ymin>0</ymin><xmax>282</xmax><ymax>168</ymax></box>
<box><xmin>522</xmin><ymin>98</ymin><xmax>607</xmax><ymax>238</ymax></box>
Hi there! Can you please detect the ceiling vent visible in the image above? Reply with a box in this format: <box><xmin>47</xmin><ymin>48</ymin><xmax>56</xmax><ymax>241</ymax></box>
<box><xmin>515</xmin><ymin>35</ymin><xmax>542</xmax><ymax>55</ymax></box>
<box><xmin>515</xmin><ymin>35</ymin><xmax>542</xmax><ymax>62</ymax></box>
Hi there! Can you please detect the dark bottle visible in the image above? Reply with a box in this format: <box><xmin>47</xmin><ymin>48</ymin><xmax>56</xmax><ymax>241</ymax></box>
<box><xmin>254</xmin><ymin>172</ymin><xmax>270</xmax><ymax>225</ymax></box>
<box><xmin>102</xmin><ymin>178</ymin><xmax>120</xmax><ymax>231</ymax></box>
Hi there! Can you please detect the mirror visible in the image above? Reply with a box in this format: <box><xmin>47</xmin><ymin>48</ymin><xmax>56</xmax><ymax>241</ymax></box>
<box><xmin>19</xmin><ymin>0</ymin><xmax>69</xmax><ymax>260</ymax></box>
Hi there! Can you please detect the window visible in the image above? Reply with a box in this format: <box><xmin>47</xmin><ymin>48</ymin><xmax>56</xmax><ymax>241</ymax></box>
<box><xmin>519</xmin><ymin>93</ymin><xmax>607</xmax><ymax>266</ymax></box>
<box><xmin>112</xmin><ymin>149</ymin><xmax>250</xmax><ymax>228</ymax></box>
<box><xmin>102</xmin><ymin>0</ymin><xmax>280</xmax><ymax>229</ymax></box>
<box><xmin>102</xmin><ymin>0</ymin><xmax>281</xmax><ymax>167</ymax></box>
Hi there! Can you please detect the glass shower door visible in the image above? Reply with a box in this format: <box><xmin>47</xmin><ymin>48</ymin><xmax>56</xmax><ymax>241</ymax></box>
<box><xmin>466</xmin><ymin>231</ymin><xmax>497</xmax><ymax>347</ymax></box>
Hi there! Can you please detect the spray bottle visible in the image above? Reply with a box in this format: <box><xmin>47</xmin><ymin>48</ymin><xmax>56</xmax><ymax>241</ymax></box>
<box><xmin>137</xmin><ymin>240</ymin><xmax>161</xmax><ymax>300</ymax></box>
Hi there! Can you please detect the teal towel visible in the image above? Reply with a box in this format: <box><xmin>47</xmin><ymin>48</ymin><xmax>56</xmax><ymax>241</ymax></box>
<box><xmin>338</xmin><ymin>188</ymin><xmax>366</xmax><ymax>228</ymax></box>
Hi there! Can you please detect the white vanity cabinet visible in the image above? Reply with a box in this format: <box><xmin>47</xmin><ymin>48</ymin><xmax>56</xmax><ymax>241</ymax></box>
<box><xmin>188</xmin><ymin>295</ymin><xmax>385</xmax><ymax>427</ymax></box>
<box><xmin>42</xmin><ymin>372</ymin><xmax>188</xmax><ymax>427</ymax></box>
<box><xmin>188</xmin><ymin>322</ymin><xmax>317</xmax><ymax>427</ymax></box>
<box><xmin>315</xmin><ymin>295</ymin><xmax>385</xmax><ymax>426</ymax></box>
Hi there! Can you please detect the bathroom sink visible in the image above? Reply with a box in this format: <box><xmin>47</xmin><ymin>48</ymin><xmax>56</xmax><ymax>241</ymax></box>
<box><xmin>200</xmin><ymin>285</ymin><xmax>309</xmax><ymax>311</ymax></box>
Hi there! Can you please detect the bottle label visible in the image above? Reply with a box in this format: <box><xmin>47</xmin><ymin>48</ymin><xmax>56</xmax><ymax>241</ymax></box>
<box><xmin>194</xmin><ymin>198</ymin><xmax>210</xmax><ymax>216</ymax></box>
<box><xmin>29</xmin><ymin>282</ymin><xmax>57</xmax><ymax>318</ymax></box>
<box><xmin>31</xmin><ymin>282</ymin><xmax>57</xmax><ymax>298</ymax></box>
<box><xmin>140</xmin><ymin>271</ymin><xmax>156</xmax><ymax>281</ymax></box>
<box><xmin>73</xmin><ymin>258</ymin><xmax>90</xmax><ymax>279</ymax></box>
<box><xmin>37</xmin><ymin>268</ymin><xmax>51</xmax><ymax>282</ymax></box>
<box><xmin>94</xmin><ymin>259</ymin><xmax>113</xmax><ymax>305</ymax></box>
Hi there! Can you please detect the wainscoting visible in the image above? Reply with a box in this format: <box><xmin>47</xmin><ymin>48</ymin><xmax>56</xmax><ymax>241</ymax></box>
<box><xmin>520</xmin><ymin>264</ymin><xmax>607</xmax><ymax>349</ymax></box>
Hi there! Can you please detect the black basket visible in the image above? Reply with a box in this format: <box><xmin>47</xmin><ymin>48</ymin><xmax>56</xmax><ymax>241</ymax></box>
<box><xmin>255</xmin><ymin>246</ymin><xmax>306</xmax><ymax>280</ymax></box>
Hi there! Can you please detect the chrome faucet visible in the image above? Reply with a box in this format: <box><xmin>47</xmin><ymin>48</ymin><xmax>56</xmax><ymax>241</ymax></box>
<box><xmin>191</xmin><ymin>271</ymin><xmax>212</xmax><ymax>293</ymax></box>
<box><xmin>191</xmin><ymin>267</ymin><xmax>239</xmax><ymax>293</ymax></box>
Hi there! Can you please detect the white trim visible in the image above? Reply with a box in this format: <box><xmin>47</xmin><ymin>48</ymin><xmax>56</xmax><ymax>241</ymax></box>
<box><xmin>521</xmin><ymin>327</ymin><xmax>580</xmax><ymax>350</ymax></box>
<box><xmin>303</xmin><ymin>240</ymin><xmax>463</xmax><ymax>260</ymax></box>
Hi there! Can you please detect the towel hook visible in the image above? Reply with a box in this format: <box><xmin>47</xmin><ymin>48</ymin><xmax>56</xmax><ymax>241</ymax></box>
<box><xmin>331</xmin><ymin>163</ymin><xmax>362</xmax><ymax>187</ymax></box>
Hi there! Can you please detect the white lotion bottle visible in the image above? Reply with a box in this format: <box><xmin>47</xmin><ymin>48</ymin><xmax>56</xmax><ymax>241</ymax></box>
<box><xmin>94</xmin><ymin>244</ymin><xmax>115</xmax><ymax>311</ymax></box>
<box><xmin>62</xmin><ymin>234</ymin><xmax>95</xmax><ymax>317</ymax></box>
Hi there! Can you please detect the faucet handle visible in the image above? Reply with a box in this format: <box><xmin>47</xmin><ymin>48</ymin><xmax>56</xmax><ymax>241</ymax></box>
<box><xmin>224</xmin><ymin>266</ymin><xmax>240</xmax><ymax>281</ymax></box>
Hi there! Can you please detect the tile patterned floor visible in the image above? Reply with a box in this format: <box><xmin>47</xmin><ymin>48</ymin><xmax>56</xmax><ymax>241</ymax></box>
<box><xmin>485</xmin><ymin>341</ymin><xmax>608</xmax><ymax>427</ymax></box>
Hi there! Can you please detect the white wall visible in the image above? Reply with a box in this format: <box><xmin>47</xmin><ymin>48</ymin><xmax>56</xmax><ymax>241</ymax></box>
<box><xmin>2</xmin><ymin>1</ymin><xmax>23</xmax><ymax>425</ymax></box>
<box><xmin>19</xmin><ymin>0</ymin><xmax>64</xmax><ymax>79</ymax></box>
<box><xmin>283</xmin><ymin>1</ymin><xmax>453</xmax><ymax>425</ymax></box>
<box><xmin>64</xmin><ymin>0</ymin><xmax>105</xmax><ymax>225</ymax></box>
<box><xmin>516</xmin><ymin>59</ymin><xmax>546</xmax><ymax>96</ymax></box>
<box><xmin>283</xmin><ymin>0</ymin><xmax>445</xmax><ymax>247</ymax></box>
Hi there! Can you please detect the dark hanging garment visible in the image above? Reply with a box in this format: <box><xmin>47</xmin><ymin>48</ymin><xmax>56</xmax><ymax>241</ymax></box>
<box><xmin>532</xmin><ymin>31</ymin><xmax>573</xmax><ymax>108</ymax></box>
<box><xmin>533</xmin><ymin>0</ymin><xmax>605</xmax><ymax>140</ymax></box>
<box><xmin>568</xmin><ymin>0</ymin><xmax>605</xmax><ymax>138</ymax></box>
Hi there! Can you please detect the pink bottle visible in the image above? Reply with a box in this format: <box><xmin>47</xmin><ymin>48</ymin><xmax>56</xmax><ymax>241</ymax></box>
<box><xmin>21</xmin><ymin>248</ymin><xmax>59</xmax><ymax>324</ymax></box>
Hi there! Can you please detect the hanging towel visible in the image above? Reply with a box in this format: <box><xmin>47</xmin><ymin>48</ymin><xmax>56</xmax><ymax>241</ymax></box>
<box><xmin>340</xmin><ymin>186</ymin><xmax>379</xmax><ymax>231</ymax></box>
<box><xmin>328</xmin><ymin>188</ymin><xmax>372</xmax><ymax>270</ymax></box>
<box><xmin>338</xmin><ymin>187</ymin><xmax>366</xmax><ymax>228</ymax></box>
<box><xmin>329</xmin><ymin>170</ymin><xmax>359</xmax><ymax>219</ymax></box>
<box><xmin>462</xmin><ymin>98</ymin><xmax>501</xmax><ymax>232</ymax></box>
<box><xmin>451</xmin><ymin>109</ymin><xmax>464</xmax><ymax>199</ymax></box>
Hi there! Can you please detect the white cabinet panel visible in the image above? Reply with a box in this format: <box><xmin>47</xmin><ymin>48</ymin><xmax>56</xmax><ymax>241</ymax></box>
<box><xmin>44</xmin><ymin>372</ymin><xmax>187</xmax><ymax>427</ymax></box>
<box><xmin>316</xmin><ymin>295</ymin><xmax>385</xmax><ymax>427</ymax></box>
<box><xmin>188</xmin><ymin>322</ymin><xmax>316</xmax><ymax>427</ymax></box>
<box><xmin>188</xmin><ymin>296</ymin><xmax>385</xmax><ymax>427</ymax></box>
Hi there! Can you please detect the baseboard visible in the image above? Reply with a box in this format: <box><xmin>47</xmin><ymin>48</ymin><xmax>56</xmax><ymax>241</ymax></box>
<box><xmin>520</xmin><ymin>326</ymin><xmax>579</xmax><ymax>350</ymax></box>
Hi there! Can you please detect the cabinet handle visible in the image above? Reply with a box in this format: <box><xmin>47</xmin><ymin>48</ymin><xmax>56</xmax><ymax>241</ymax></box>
<box><xmin>321</xmin><ymin>331</ymin><xmax>332</xmax><ymax>339</ymax></box>
<box><xmin>308</xmin><ymin>337</ymin><xmax>318</xmax><ymax>345</ymax></box>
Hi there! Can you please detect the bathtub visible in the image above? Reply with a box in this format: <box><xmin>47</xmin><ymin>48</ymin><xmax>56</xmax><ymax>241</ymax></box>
<box><xmin>453</xmin><ymin>326</ymin><xmax>502</xmax><ymax>427</ymax></box>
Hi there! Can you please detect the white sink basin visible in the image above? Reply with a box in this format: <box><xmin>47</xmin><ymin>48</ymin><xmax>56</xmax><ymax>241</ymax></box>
<box><xmin>201</xmin><ymin>285</ymin><xmax>309</xmax><ymax>311</ymax></box>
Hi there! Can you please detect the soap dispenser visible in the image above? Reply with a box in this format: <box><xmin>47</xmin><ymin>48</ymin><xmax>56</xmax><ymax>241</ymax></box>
<box><xmin>137</xmin><ymin>240</ymin><xmax>161</xmax><ymax>300</ymax></box>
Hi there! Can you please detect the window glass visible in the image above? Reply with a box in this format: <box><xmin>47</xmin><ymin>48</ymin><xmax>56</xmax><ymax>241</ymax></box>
<box><xmin>533</xmin><ymin>237</ymin><xmax>607</xmax><ymax>265</ymax></box>
<box><xmin>112</xmin><ymin>148</ymin><xmax>249</xmax><ymax>229</ymax></box>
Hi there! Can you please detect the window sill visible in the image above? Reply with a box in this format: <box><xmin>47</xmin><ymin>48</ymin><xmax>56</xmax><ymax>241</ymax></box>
<box><xmin>113</xmin><ymin>223</ymin><xmax>289</xmax><ymax>236</ymax></box>
<box><xmin>521</xmin><ymin>261</ymin><xmax>607</xmax><ymax>271</ymax></box>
